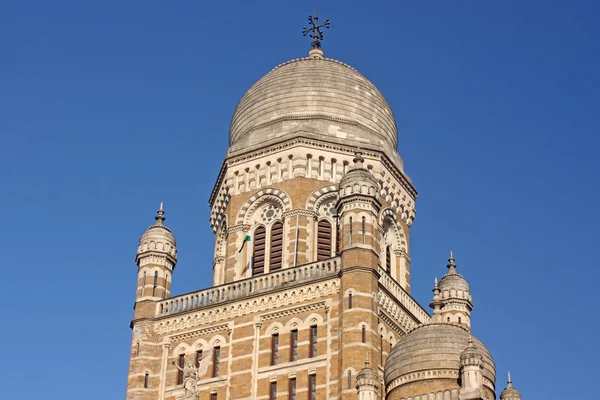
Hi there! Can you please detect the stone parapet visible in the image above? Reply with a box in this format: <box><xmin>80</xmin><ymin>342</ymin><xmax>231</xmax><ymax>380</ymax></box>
<box><xmin>378</xmin><ymin>266</ymin><xmax>431</xmax><ymax>324</ymax></box>
<box><xmin>156</xmin><ymin>257</ymin><xmax>340</xmax><ymax>317</ymax></box>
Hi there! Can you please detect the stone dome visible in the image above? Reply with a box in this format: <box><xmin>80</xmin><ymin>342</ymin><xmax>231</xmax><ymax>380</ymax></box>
<box><xmin>500</xmin><ymin>373</ymin><xmax>521</xmax><ymax>400</ymax></box>
<box><xmin>384</xmin><ymin>324</ymin><xmax>496</xmax><ymax>393</ymax></box>
<box><xmin>437</xmin><ymin>252</ymin><xmax>471</xmax><ymax>299</ymax></box>
<box><xmin>438</xmin><ymin>273</ymin><xmax>470</xmax><ymax>293</ymax></box>
<box><xmin>339</xmin><ymin>151</ymin><xmax>380</xmax><ymax>200</ymax></box>
<box><xmin>229</xmin><ymin>49</ymin><xmax>398</xmax><ymax>156</ymax></box>
<box><xmin>136</xmin><ymin>204</ymin><xmax>177</xmax><ymax>265</ymax></box>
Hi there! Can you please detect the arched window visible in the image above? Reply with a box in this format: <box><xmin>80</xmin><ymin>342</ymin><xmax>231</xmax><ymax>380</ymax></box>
<box><xmin>348</xmin><ymin>293</ymin><xmax>353</xmax><ymax>309</ymax></box>
<box><xmin>361</xmin><ymin>325</ymin><xmax>366</xmax><ymax>343</ymax></box>
<box><xmin>386</xmin><ymin>246</ymin><xmax>391</xmax><ymax>275</ymax></box>
<box><xmin>317</xmin><ymin>220</ymin><xmax>332</xmax><ymax>261</ymax></box>
<box><xmin>253</xmin><ymin>226</ymin><xmax>266</xmax><ymax>275</ymax></box>
<box><xmin>152</xmin><ymin>271</ymin><xmax>158</xmax><ymax>297</ymax></box>
<box><xmin>458</xmin><ymin>317</ymin><xmax>462</xmax><ymax>324</ymax></box>
<box><xmin>269</xmin><ymin>222</ymin><xmax>283</xmax><ymax>271</ymax></box>
<box><xmin>176</xmin><ymin>354</ymin><xmax>185</xmax><ymax>384</ymax></box>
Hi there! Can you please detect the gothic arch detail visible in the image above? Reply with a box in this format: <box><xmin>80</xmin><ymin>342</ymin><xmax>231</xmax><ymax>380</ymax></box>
<box><xmin>235</xmin><ymin>188</ymin><xmax>292</xmax><ymax>226</ymax></box>
<box><xmin>379</xmin><ymin>208</ymin><xmax>407</xmax><ymax>252</ymax></box>
<box><xmin>306</xmin><ymin>185</ymin><xmax>338</xmax><ymax>211</ymax></box>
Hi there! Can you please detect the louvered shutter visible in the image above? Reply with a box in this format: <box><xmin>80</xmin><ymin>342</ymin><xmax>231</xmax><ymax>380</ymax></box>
<box><xmin>269</xmin><ymin>222</ymin><xmax>283</xmax><ymax>271</ymax></box>
<box><xmin>317</xmin><ymin>220</ymin><xmax>332</xmax><ymax>261</ymax></box>
<box><xmin>253</xmin><ymin>226</ymin><xmax>266</xmax><ymax>275</ymax></box>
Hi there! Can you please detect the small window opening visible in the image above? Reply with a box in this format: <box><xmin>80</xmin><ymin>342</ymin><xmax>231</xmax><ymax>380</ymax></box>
<box><xmin>212</xmin><ymin>347</ymin><xmax>221</xmax><ymax>377</ymax></box>
<box><xmin>144</xmin><ymin>373</ymin><xmax>149</xmax><ymax>388</ymax></box>
<box><xmin>290</xmin><ymin>330</ymin><xmax>298</xmax><ymax>362</ymax></box>
<box><xmin>362</xmin><ymin>216</ymin><xmax>366</xmax><ymax>244</ymax></box>
<box><xmin>176</xmin><ymin>354</ymin><xmax>184</xmax><ymax>385</ymax></box>
<box><xmin>271</xmin><ymin>333</ymin><xmax>279</xmax><ymax>365</ymax></box>
<box><xmin>309</xmin><ymin>325</ymin><xmax>317</xmax><ymax>358</ymax></box>
<box><xmin>362</xmin><ymin>325</ymin><xmax>366</xmax><ymax>343</ymax></box>
<box><xmin>289</xmin><ymin>377</ymin><xmax>297</xmax><ymax>400</ymax></box>
<box><xmin>152</xmin><ymin>271</ymin><xmax>158</xmax><ymax>297</ymax></box>
<box><xmin>347</xmin><ymin>370</ymin><xmax>352</xmax><ymax>389</ymax></box>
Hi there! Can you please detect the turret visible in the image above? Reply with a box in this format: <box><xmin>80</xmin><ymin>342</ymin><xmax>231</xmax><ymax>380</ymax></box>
<box><xmin>133</xmin><ymin>203</ymin><xmax>177</xmax><ymax>319</ymax></box>
<box><xmin>500</xmin><ymin>372</ymin><xmax>522</xmax><ymax>400</ymax></box>
<box><xmin>356</xmin><ymin>357</ymin><xmax>379</xmax><ymax>400</ymax></box>
<box><xmin>337</xmin><ymin>151</ymin><xmax>381</xmax><ymax>257</ymax></box>
<box><xmin>459</xmin><ymin>337</ymin><xmax>485</xmax><ymax>400</ymax></box>
<box><xmin>437</xmin><ymin>252</ymin><xmax>473</xmax><ymax>330</ymax></box>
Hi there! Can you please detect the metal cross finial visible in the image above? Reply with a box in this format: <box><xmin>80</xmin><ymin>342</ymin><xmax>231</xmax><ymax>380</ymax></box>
<box><xmin>302</xmin><ymin>8</ymin><xmax>330</xmax><ymax>49</ymax></box>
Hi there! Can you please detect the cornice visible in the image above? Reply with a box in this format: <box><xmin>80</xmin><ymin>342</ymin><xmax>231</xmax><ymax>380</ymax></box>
<box><xmin>260</xmin><ymin>301</ymin><xmax>327</xmax><ymax>322</ymax></box>
<box><xmin>282</xmin><ymin>209</ymin><xmax>318</xmax><ymax>219</ymax></box>
<box><xmin>168</xmin><ymin>323</ymin><xmax>230</xmax><ymax>343</ymax></box>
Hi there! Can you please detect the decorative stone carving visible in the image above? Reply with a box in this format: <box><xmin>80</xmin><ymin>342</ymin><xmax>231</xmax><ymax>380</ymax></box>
<box><xmin>175</xmin><ymin>351</ymin><xmax>213</xmax><ymax>400</ymax></box>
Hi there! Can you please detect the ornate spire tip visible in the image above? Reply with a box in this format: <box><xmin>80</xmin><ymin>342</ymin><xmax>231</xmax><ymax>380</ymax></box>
<box><xmin>155</xmin><ymin>202</ymin><xmax>166</xmax><ymax>225</ymax></box>
<box><xmin>302</xmin><ymin>8</ymin><xmax>330</xmax><ymax>51</ymax></box>
<box><xmin>447</xmin><ymin>250</ymin><xmax>457</xmax><ymax>273</ymax></box>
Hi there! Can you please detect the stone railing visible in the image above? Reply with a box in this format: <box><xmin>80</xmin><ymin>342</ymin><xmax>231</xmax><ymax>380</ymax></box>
<box><xmin>156</xmin><ymin>257</ymin><xmax>341</xmax><ymax>317</ymax></box>
<box><xmin>378</xmin><ymin>267</ymin><xmax>431</xmax><ymax>324</ymax></box>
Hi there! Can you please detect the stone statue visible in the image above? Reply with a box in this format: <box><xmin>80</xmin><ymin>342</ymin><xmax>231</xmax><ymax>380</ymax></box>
<box><xmin>175</xmin><ymin>351</ymin><xmax>213</xmax><ymax>400</ymax></box>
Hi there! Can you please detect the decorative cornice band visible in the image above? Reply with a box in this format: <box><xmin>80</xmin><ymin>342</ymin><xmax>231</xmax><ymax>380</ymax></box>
<box><xmin>169</xmin><ymin>323</ymin><xmax>230</xmax><ymax>342</ymax></box>
<box><xmin>261</xmin><ymin>301</ymin><xmax>327</xmax><ymax>322</ymax></box>
<box><xmin>282</xmin><ymin>209</ymin><xmax>318</xmax><ymax>219</ymax></box>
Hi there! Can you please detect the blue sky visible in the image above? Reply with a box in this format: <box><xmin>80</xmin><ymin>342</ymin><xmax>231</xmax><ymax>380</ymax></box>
<box><xmin>1</xmin><ymin>1</ymin><xmax>598</xmax><ymax>398</ymax></box>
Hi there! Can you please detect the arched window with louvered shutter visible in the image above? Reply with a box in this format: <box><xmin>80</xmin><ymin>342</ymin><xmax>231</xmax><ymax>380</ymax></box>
<box><xmin>269</xmin><ymin>221</ymin><xmax>283</xmax><ymax>271</ymax></box>
<box><xmin>386</xmin><ymin>245</ymin><xmax>391</xmax><ymax>275</ymax></box>
<box><xmin>317</xmin><ymin>220</ymin><xmax>332</xmax><ymax>261</ymax></box>
<box><xmin>253</xmin><ymin>226</ymin><xmax>266</xmax><ymax>275</ymax></box>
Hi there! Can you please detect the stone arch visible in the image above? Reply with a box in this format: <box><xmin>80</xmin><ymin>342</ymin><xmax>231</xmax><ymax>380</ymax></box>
<box><xmin>235</xmin><ymin>188</ymin><xmax>292</xmax><ymax>226</ymax></box>
<box><xmin>214</xmin><ymin>217</ymin><xmax>228</xmax><ymax>258</ymax></box>
<box><xmin>304</xmin><ymin>313</ymin><xmax>325</xmax><ymax>327</ymax></box>
<box><xmin>190</xmin><ymin>338</ymin><xmax>209</xmax><ymax>351</ymax></box>
<box><xmin>265</xmin><ymin>321</ymin><xmax>285</xmax><ymax>336</ymax></box>
<box><xmin>208</xmin><ymin>334</ymin><xmax>227</xmax><ymax>348</ymax></box>
<box><xmin>306</xmin><ymin>185</ymin><xmax>338</xmax><ymax>211</ymax></box>
<box><xmin>285</xmin><ymin>317</ymin><xmax>303</xmax><ymax>331</ymax></box>
<box><xmin>379</xmin><ymin>208</ymin><xmax>406</xmax><ymax>252</ymax></box>
<box><xmin>172</xmin><ymin>343</ymin><xmax>191</xmax><ymax>357</ymax></box>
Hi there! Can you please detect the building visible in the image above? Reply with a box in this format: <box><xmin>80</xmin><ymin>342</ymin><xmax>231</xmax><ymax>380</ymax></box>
<box><xmin>125</xmin><ymin>36</ymin><xmax>522</xmax><ymax>400</ymax></box>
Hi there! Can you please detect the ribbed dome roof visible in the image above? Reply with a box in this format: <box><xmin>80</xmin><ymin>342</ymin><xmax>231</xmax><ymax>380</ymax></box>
<box><xmin>136</xmin><ymin>204</ymin><xmax>177</xmax><ymax>263</ymax></box>
<box><xmin>384</xmin><ymin>324</ymin><xmax>496</xmax><ymax>391</ymax></box>
<box><xmin>438</xmin><ymin>273</ymin><xmax>470</xmax><ymax>292</ymax></box>
<box><xmin>229</xmin><ymin>51</ymin><xmax>398</xmax><ymax>154</ymax></box>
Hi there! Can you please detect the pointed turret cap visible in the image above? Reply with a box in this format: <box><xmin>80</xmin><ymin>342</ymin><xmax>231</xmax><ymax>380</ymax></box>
<box><xmin>500</xmin><ymin>371</ymin><xmax>522</xmax><ymax>399</ymax></box>
<box><xmin>136</xmin><ymin>203</ymin><xmax>178</xmax><ymax>266</ymax></box>
<box><xmin>438</xmin><ymin>251</ymin><xmax>470</xmax><ymax>292</ymax></box>
<box><xmin>339</xmin><ymin>150</ymin><xmax>380</xmax><ymax>200</ymax></box>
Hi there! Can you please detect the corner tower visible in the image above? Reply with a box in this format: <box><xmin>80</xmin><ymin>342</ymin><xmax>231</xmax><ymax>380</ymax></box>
<box><xmin>134</xmin><ymin>203</ymin><xmax>177</xmax><ymax>319</ymax></box>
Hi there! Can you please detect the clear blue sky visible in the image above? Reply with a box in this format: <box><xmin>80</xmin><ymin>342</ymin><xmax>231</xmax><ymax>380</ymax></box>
<box><xmin>1</xmin><ymin>1</ymin><xmax>598</xmax><ymax>398</ymax></box>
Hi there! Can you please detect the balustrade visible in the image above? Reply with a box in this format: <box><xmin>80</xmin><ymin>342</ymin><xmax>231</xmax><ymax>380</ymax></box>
<box><xmin>156</xmin><ymin>257</ymin><xmax>340</xmax><ymax>316</ymax></box>
<box><xmin>378</xmin><ymin>267</ymin><xmax>431</xmax><ymax>324</ymax></box>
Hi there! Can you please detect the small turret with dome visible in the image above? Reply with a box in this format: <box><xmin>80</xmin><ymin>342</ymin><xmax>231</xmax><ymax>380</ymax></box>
<box><xmin>500</xmin><ymin>372</ymin><xmax>522</xmax><ymax>400</ymax></box>
<box><xmin>338</xmin><ymin>151</ymin><xmax>380</xmax><ymax>201</ymax></box>
<box><xmin>356</xmin><ymin>356</ymin><xmax>379</xmax><ymax>400</ymax></box>
<box><xmin>384</xmin><ymin>253</ymin><xmax>496</xmax><ymax>400</ymax></box>
<box><xmin>134</xmin><ymin>203</ymin><xmax>177</xmax><ymax>303</ymax></box>
<box><xmin>437</xmin><ymin>251</ymin><xmax>474</xmax><ymax>330</ymax></box>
